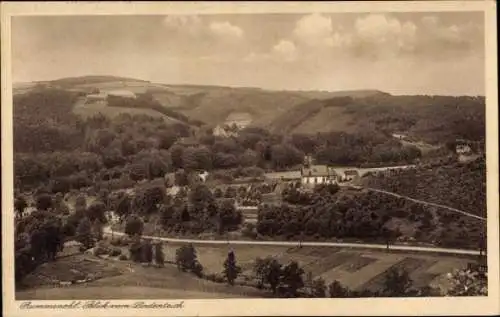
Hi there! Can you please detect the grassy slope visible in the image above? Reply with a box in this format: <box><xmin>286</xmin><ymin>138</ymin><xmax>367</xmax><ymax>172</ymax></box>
<box><xmin>73</xmin><ymin>99</ymin><xmax>182</xmax><ymax>123</ymax></box>
<box><xmin>17</xmin><ymin>253</ymin><xmax>264</xmax><ymax>300</ymax></box>
<box><xmin>178</xmin><ymin>89</ymin><xmax>311</xmax><ymax>127</ymax></box>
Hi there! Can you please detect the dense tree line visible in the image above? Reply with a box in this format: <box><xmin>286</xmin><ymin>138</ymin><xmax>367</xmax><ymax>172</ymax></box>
<box><xmin>363</xmin><ymin>157</ymin><xmax>486</xmax><ymax>218</ymax></box>
<box><xmin>159</xmin><ymin>184</ymin><xmax>242</xmax><ymax>235</ymax></box>
<box><xmin>257</xmin><ymin>184</ymin><xmax>481</xmax><ymax>249</ymax></box>
<box><xmin>14</xmin><ymin>191</ymin><xmax>108</xmax><ymax>285</ymax></box>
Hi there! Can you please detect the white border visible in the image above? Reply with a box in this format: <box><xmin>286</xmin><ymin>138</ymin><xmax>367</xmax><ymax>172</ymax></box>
<box><xmin>2</xmin><ymin>1</ymin><xmax>498</xmax><ymax>316</ymax></box>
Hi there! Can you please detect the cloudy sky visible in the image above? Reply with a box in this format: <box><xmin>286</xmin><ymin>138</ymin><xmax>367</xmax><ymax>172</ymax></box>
<box><xmin>12</xmin><ymin>12</ymin><xmax>485</xmax><ymax>95</ymax></box>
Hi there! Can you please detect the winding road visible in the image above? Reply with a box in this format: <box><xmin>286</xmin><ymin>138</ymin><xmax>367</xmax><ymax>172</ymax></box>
<box><xmin>103</xmin><ymin>227</ymin><xmax>481</xmax><ymax>256</ymax></box>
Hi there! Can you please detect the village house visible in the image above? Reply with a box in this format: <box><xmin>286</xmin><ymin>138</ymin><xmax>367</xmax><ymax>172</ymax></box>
<box><xmin>213</xmin><ymin>125</ymin><xmax>237</xmax><ymax>138</ymax></box>
<box><xmin>225</xmin><ymin>112</ymin><xmax>252</xmax><ymax>129</ymax></box>
<box><xmin>456</xmin><ymin>144</ymin><xmax>472</xmax><ymax>155</ymax></box>
<box><xmin>301</xmin><ymin>165</ymin><xmax>338</xmax><ymax>185</ymax></box>
<box><xmin>85</xmin><ymin>91</ymin><xmax>108</xmax><ymax>104</ymax></box>
<box><xmin>107</xmin><ymin>89</ymin><xmax>137</xmax><ymax>99</ymax></box>
<box><xmin>300</xmin><ymin>156</ymin><xmax>337</xmax><ymax>185</ymax></box>
<box><xmin>198</xmin><ymin>171</ymin><xmax>209</xmax><ymax>182</ymax></box>
<box><xmin>343</xmin><ymin>169</ymin><xmax>359</xmax><ymax>181</ymax></box>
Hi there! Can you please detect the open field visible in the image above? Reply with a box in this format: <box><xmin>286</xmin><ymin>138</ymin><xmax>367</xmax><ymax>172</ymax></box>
<box><xmin>72</xmin><ymin>98</ymin><xmax>181</xmax><ymax>123</ymax></box>
<box><xmin>159</xmin><ymin>244</ymin><xmax>473</xmax><ymax>293</ymax></box>
<box><xmin>16</xmin><ymin>253</ymin><xmax>265</xmax><ymax>300</ymax></box>
<box><xmin>17</xmin><ymin>242</ymin><xmax>475</xmax><ymax>299</ymax></box>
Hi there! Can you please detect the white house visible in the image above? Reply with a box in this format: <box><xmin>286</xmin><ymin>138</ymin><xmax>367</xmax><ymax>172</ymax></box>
<box><xmin>301</xmin><ymin>165</ymin><xmax>337</xmax><ymax>185</ymax></box>
<box><xmin>198</xmin><ymin>171</ymin><xmax>209</xmax><ymax>182</ymax></box>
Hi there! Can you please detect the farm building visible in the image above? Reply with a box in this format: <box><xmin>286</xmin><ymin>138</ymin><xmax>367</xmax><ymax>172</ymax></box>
<box><xmin>86</xmin><ymin>92</ymin><xmax>108</xmax><ymax>104</ymax></box>
<box><xmin>301</xmin><ymin>165</ymin><xmax>338</xmax><ymax>185</ymax></box>
<box><xmin>225</xmin><ymin>112</ymin><xmax>252</xmax><ymax>129</ymax></box>
<box><xmin>107</xmin><ymin>90</ymin><xmax>137</xmax><ymax>99</ymax></box>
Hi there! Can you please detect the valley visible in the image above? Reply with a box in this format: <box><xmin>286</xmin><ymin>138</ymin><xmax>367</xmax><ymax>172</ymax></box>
<box><xmin>12</xmin><ymin>75</ymin><xmax>487</xmax><ymax>299</ymax></box>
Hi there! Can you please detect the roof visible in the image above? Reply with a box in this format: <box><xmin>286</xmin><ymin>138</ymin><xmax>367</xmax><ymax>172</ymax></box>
<box><xmin>87</xmin><ymin>92</ymin><xmax>108</xmax><ymax>99</ymax></box>
<box><xmin>344</xmin><ymin>170</ymin><xmax>359</xmax><ymax>175</ymax></box>
<box><xmin>301</xmin><ymin>165</ymin><xmax>336</xmax><ymax>177</ymax></box>
<box><xmin>107</xmin><ymin>90</ymin><xmax>136</xmax><ymax>98</ymax></box>
<box><xmin>264</xmin><ymin>171</ymin><xmax>301</xmax><ymax>180</ymax></box>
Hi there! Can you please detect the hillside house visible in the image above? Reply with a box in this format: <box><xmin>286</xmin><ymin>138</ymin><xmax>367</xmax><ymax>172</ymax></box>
<box><xmin>225</xmin><ymin>112</ymin><xmax>252</xmax><ymax>129</ymax></box>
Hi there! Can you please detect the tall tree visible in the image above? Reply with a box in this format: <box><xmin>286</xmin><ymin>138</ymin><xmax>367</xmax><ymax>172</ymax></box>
<box><xmin>175</xmin><ymin>244</ymin><xmax>202</xmax><ymax>274</ymax></box>
<box><xmin>124</xmin><ymin>215</ymin><xmax>144</xmax><ymax>237</ymax></box>
<box><xmin>15</xmin><ymin>196</ymin><xmax>28</xmax><ymax>218</ymax></box>
<box><xmin>281</xmin><ymin>261</ymin><xmax>305</xmax><ymax>297</ymax></box>
<box><xmin>115</xmin><ymin>194</ymin><xmax>131</xmax><ymax>220</ymax></box>
<box><xmin>381</xmin><ymin>267</ymin><xmax>413</xmax><ymax>297</ymax></box>
<box><xmin>311</xmin><ymin>277</ymin><xmax>327</xmax><ymax>297</ymax></box>
<box><xmin>170</xmin><ymin>145</ymin><xmax>184</xmax><ymax>169</ymax></box>
<box><xmin>36</xmin><ymin>194</ymin><xmax>53</xmax><ymax>211</ymax></box>
<box><xmin>154</xmin><ymin>242</ymin><xmax>165</xmax><ymax>267</ymax></box>
<box><xmin>141</xmin><ymin>239</ymin><xmax>153</xmax><ymax>264</ymax></box>
<box><xmin>92</xmin><ymin>219</ymin><xmax>104</xmax><ymax>241</ymax></box>
<box><xmin>223</xmin><ymin>250</ymin><xmax>242</xmax><ymax>286</ymax></box>
<box><xmin>75</xmin><ymin>217</ymin><xmax>95</xmax><ymax>250</ymax></box>
<box><xmin>328</xmin><ymin>280</ymin><xmax>350</xmax><ymax>298</ymax></box>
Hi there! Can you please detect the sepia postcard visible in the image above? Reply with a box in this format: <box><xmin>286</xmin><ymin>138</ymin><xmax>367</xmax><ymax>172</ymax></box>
<box><xmin>1</xmin><ymin>1</ymin><xmax>499</xmax><ymax>316</ymax></box>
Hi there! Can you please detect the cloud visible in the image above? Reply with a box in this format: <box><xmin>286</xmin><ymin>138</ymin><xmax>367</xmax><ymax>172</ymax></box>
<box><xmin>293</xmin><ymin>13</ymin><xmax>334</xmax><ymax>48</ymax></box>
<box><xmin>243</xmin><ymin>52</ymin><xmax>271</xmax><ymax>63</ymax></box>
<box><xmin>272</xmin><ymin>40</ymin><xmax>297</xmax><ymax>62</ymax></box>
<box><xmin>162</xmin><ymin>15</ymin><xmax>203</xmax><ymax>36</ymax></box>
<box><xmin>209</xmin><ymin>21</ymin><xmax>244</xmax><ymax>39</ymax></box>
<box><xmin>421</xmin><ymin>15</ymin><xmax>439</xmax><ymax>29</ymax></box>
<box><xmin>418</xmin><ymin>15</ymin><xmax>481</xmax><ymax>55</ymax></box>
<box><xmin>354</xmin><ymin>14</ymin><xmax>417</xmax><ymax>53</ymax></box>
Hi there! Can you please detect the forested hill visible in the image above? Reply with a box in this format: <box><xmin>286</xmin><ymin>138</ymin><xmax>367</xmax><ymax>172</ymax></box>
<box><xmin>14</xmin><ymin>75</ymin><xmax>485</xmax><ymax>147</ymax></box>
<box><xmin>270</xmin><ymin>94</ymin><xmax>485</xmax><ymax>144</ymax></box>
<box><xmin>41</xmin><ymin>75</ymin><xmax>150</xmax><ymax>87</ymax></box>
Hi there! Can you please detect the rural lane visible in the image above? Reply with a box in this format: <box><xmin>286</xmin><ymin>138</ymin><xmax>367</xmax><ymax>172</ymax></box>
<box><xmin>103</xmin><ymin>227</ymin><xmax>481</xmax><ymax>256</ymax></box>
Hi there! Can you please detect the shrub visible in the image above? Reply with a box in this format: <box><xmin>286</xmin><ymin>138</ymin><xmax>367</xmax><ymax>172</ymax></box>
<box><xmin>94</xmin><ymin>246</ymin><xmax>109</xmax><ymax>256</ymax></box>
<box><xmin>119</xmin><ymin>254</ymin><xmax>128</xmax><ymax>261</ymax></box>
<box><xmin>205</xmin><ymin>273</ymin><xmax>225</xmax><ymax>283</ymax></box>
<box><xmin>109</xmin><ymin>248</ymin><xmax>122</xmax><ymax>257</ymax></box>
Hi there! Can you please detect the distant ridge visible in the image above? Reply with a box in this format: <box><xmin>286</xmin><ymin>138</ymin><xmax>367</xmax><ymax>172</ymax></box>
<box><xmin>40</xmin><ymin>75</ymin><xmax>150</xmax><ymax>86</ymax></box>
